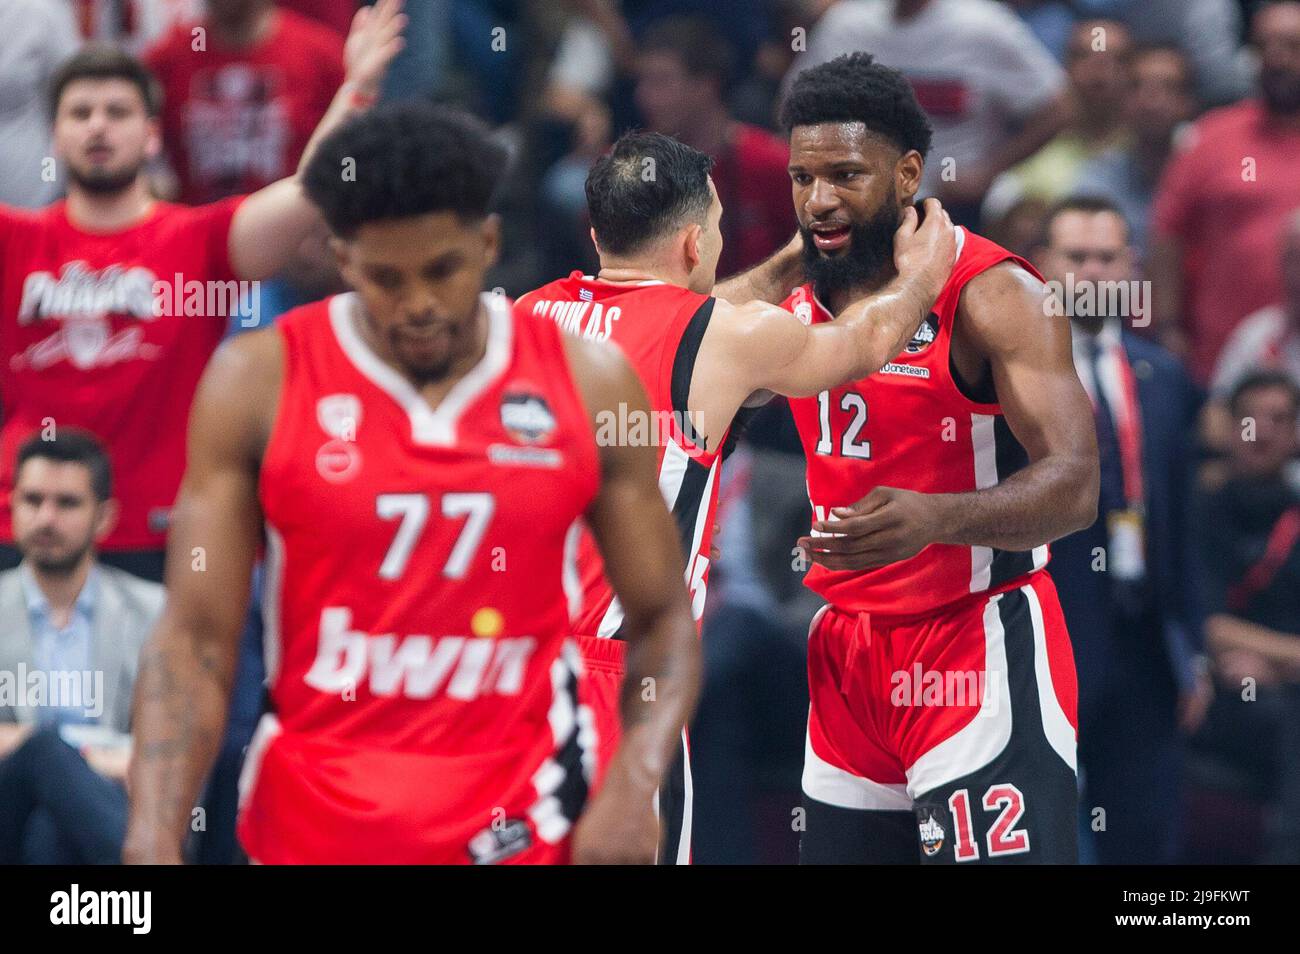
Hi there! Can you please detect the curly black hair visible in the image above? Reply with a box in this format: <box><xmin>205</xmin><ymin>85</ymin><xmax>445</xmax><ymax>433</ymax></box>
<box><xmin>780</xmin><ymin>52</ymin><xmax>933</xmax><ymax>158</ymax></box>
<box><xmin>303</xmin><ymin>101</ymin><xmax>508</xmax><ymax>238</ymax></box>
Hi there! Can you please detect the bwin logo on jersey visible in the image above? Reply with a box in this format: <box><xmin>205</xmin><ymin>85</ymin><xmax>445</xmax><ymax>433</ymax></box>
<box><xmin>903</xmin><ymin>313</ymin><xmax>940</xmax><ymax>354</ymax></box>
<box><xmin>918</xmin><ymin>811</ymin><xmax>946</xmax><ymax>857</ymax></box>
<box><xmin>501</xmin><ymin>391</ymin><xmax>556</xmax><ymax>444</ymax></box>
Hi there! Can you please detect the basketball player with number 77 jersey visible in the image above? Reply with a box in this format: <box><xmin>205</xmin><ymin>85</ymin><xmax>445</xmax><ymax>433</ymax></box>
<box><xmin>123</xmin><ymin>103</ymin><xmax>700</xmax><ymax>865</ymax></box>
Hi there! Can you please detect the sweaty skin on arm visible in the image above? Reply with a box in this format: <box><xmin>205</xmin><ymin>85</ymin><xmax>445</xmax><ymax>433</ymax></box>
<box><xmin>562</xmin><ymin>335</ymin><xmax>701</xmax><ymax>865</ymax></box>
<box><xmin>687</xmin><ymin>199</ymin><xmax>955</xmax><ymax>452</ymax></box>
<box><xmin>800</xmin><ymin>262</ymin><xmax>1099</xmax><ymax>571</ymax></box>
<box><xmin>123</xmin><ymin>330</ymin><xmax>282</xmax><ymax>864</ymax></box>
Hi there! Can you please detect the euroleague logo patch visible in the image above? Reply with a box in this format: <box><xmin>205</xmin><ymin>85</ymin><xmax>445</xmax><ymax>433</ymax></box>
<box><xmin>917</xmin><ymin>809</ymin><xmax>946</xmax><ymax>857</ymax></box>
<box><xmin>903</xmin><ymin>312</ymin><xmax>940</xmax><ymax>354</ymax></box>
<box><xmin>500</xmin><ymin>387</ymin><xmax>556</xmax><ymax>444</ymax></box>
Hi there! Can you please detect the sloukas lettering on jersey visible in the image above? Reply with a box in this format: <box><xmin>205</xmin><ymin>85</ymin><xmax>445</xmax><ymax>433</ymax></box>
<box><xmin>238</xmin><ymin>292</ymin><xmax>601</xmax><ymax>863</ymax></box>
<box><xmin>516</xmin><ymin>273</ymin><xmax>727</xmax><ymax>637</ymax></box>
<box><xmin>0</xmin><ymin>198</ymin><xmax>243</xmax><ymax>550</ymax></box>
<box><xmin>786</xmin><ymin>228</ymin><xmax>1051</xmax><ymax>616</ymax></box>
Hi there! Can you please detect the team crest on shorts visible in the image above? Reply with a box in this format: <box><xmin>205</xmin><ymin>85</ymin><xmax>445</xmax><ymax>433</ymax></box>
<box><xmin>794</xmin><ymin>301</ymin><xmax>813</xmax><ymax>326</ymax></box>
<box><xmin>918</xmin><ymin>810</ymin><xmax>946</xmax><ymax>857</ymax></box>
<box><xmin>903</xmin><ymin>313</ymin><xmax>940</xmax><ymax>354</ymax></box>
<box><xmin>317</xmin><ymin>393</ymin><xmax>362</xmax><ymax>440</ymax></box>
<box><xmin>467</xmin><ymin>818</ymin><xmax>533</xmax><ymax>864</ymax></box>
<box><xmin>500</xmin><ymin>388</ymin><xmax>556</xmax><ymax>444</ymax></box>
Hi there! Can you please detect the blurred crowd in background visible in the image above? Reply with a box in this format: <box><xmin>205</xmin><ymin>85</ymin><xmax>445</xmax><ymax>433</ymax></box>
<box><xmin>2</xmin><ymin>0</ymin><xmax>1300</xmax><ymax>865</ymax></box>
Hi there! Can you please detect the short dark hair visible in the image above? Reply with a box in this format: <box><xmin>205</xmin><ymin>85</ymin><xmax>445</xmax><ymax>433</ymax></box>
<box><xmin>585</xmin><ymin>131</ymin><xmax>714</xmax><ymax>256</ymax></box>
<box><xmin>303</xmin><ymin>101</ymin><xmax>508</xmax><ymax>239</ymax></box>
<box><xmin>15</xmin><ymin>430</ymin><xmax>112</xmax><ymax>502</ymax></box>
<box><xmin>1229</xmin><ymin>369</ymin><xmax>1300</xmax><ymax>419</ymax></box>
<box><xmin>1040</xmin><ymin>194</ymin><xmax>1133</xmax><ymax>247</ymax></box>
<box><xmin>780</xmin><ymin>52</ymin><xmax>933</xmax><ymax>158</ymax></box>
<box><xmin>49</xmin><ymin>43</ymin><xmax>161</xmax><ymax>118</ymax></box>
<box><xmin>640</xmin><ymin>15</ymin><xmax>735</xmax><ymax>94</ymax></box>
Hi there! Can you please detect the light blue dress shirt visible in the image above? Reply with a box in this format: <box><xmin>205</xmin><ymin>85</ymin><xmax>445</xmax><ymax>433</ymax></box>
<box><xmin>20</xmin><ymin>563</ymin><xmax>98</xmax><ymax>726</ymax></box>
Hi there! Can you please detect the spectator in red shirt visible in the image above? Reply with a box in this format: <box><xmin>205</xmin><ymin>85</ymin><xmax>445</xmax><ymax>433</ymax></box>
<box><xmin>145</xmin><ymin>0</ymin><xmax>346</xmax><ymax>205</ymax></box>
<box><xmin>0</xmin><ymin>2</ymin><xmax>405</xmax><ymax>581</ymax></box>
<box><xmin>1149</xmin><ymin>1</ymin><xmax>1300</xmax><ymax>385</ymax></box>
<box><xmin>635</xmin><ymin>16</ymin><xmax>794</xmax><ymax>275</ymax></box>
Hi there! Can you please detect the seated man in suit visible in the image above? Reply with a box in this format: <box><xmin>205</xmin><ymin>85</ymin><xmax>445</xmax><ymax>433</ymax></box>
<box><xmin>0</xmin><ymin>430</ymin><xmax>163</xmax><ymax>863</ymax></box>
<box><xmin>1034</xmin><ymin>195</ymin><xmax>1212</xmax><ymax>864</ymax></box>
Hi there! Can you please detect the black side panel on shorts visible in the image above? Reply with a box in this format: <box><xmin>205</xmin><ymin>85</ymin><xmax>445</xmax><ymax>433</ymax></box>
<box><xmin>656</xmin><ymin>736</ymin><xmax>690</xmax><ymax>865</ymax></box>
<box><xmin>555</xmin><ymin>665</ymin><xmax>591</xmax><ymax>826</ymax></box>
<box><xmin>799</xmin><ymin>800</ymin><xmax>918</xmax><ymax>865</ymax></box>
<box><xmin>909</xmin><ymin>586</ymin><xmax>1078</xmax><ymax>864</ymax></box>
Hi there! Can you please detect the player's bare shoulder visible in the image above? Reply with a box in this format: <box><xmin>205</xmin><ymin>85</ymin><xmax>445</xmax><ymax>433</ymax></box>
<box><xmin>192</xmin><ymin>324</ymin><xmax>285</xmax><ymax>463</ymax></box>
<box><xmin>957</xmin><ymin>261</ymin><xmax>1051</xmax><ymax>331</ymax></box>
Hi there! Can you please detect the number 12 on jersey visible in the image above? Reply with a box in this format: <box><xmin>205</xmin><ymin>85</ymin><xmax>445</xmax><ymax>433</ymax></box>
<box><xmin>815</xmin><ymin>388</ymin><xmax>872</xmax><ymax>459</ymax></box>
<box><xmin>376</xmin><ymin>492</ymin><xmax>495</xmax><ymax>581</ymax></box>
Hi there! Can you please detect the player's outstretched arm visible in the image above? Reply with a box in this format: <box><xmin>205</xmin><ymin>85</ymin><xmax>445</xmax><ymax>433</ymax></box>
<box><xmin>563</xmin><ymin>336</ymin><xmax>701</xmax><ymax>865</ymax></box>
<box><xmin>712</xmin><ymin>230</ymin><xmax>806</xmax><ymax>305</ymax></box>
<box><xmin>800</xmin><ymin>263</ymin><xmax>1100</xmax><ymax>571</ymax></box>
<box><xmin>225</xmin><ymin>0</ymin><xmax>407</xmax><ymax>281</ymax></box>
<box><xmin>122</xmin><ymin>331</ymin><xmax>281</xmax><ymax>863</ymax></box>
<box><xmin>706</xmin><ymin>199</ymin><xmax>956</xmax><ymax>405</ymax></box>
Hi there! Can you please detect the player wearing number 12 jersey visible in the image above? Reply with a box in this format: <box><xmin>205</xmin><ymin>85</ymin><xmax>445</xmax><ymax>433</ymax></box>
<box><xmin>123</xmin><ymin>104</ymin><xmax>700</xmax><ymax>865</ymax></box>
<box><xmin>517</xmin><ymin>131</ymin><xmax>957</xmax><ymax>862</ymax></box>
<box><xmin>780</xmin><ymin>55</ymin><xmax>1100</xmax><ymax>864</ymax></box>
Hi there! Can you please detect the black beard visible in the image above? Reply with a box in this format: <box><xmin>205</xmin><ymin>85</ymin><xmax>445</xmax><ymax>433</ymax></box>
<box><xmin>801</xmin><ymin>203</ymin><xmax>902</xmax><ymax>304</ymax></box>
<box><xmin>65</xmin><ymin>162</ymin><xmax>141</xmax><ymax>196</ymax></box>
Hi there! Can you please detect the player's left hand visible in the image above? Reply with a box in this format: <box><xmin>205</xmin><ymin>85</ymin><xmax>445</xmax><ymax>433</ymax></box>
<box><xmin>797</xmin><ymin>486</ymin><xmax>941</xmax><ymax>572</ymax></box>
<box><xmin>571</xmin><ymin>777</ymin><xmax>659</xmax><ymax>864</ymax></box>
<box><xmin>344</xmin><ymin>0</ymin><xmax>408</xmax><ymax>97</ymax></box>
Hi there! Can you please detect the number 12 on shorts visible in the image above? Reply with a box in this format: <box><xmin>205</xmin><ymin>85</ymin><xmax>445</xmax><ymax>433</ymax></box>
<box><xmin>946</xmin><ymin>784</ymin><xmax>1030</xmax><ymax>861</ymax></box>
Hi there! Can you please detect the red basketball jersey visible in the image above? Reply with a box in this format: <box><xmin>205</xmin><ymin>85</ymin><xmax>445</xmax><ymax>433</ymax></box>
<box><xmin>238</xmin><ymin>291</ymin><xmax>601</xmax><ymax>863</ymax></box>
<box><xmin>784</xmin><ymin>228</ymin><xmax>1051</xmax><ymax>618</ymax></box>
<box><xmin>516</xmin><ymin>273</ymin><xmax>727</xmax><ymax>637</ymax></box>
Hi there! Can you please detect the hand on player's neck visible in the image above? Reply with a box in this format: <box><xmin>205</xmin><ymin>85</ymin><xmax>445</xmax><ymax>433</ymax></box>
<box><xmin>825</xmin><ymin>264</ymin><xmax>897</xmax><ymax>316</ymax></box>
<box><xmin>66</xmin><ymin>177</ymin><xmax>155</xmax><ymax>233</ymax></box>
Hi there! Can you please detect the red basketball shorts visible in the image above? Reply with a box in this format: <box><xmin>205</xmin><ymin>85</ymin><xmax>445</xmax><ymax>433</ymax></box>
<box><xmin>803</xmin><ymin>571</ymin><xmax>1079</xmax><ymax>863</ymax></box>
